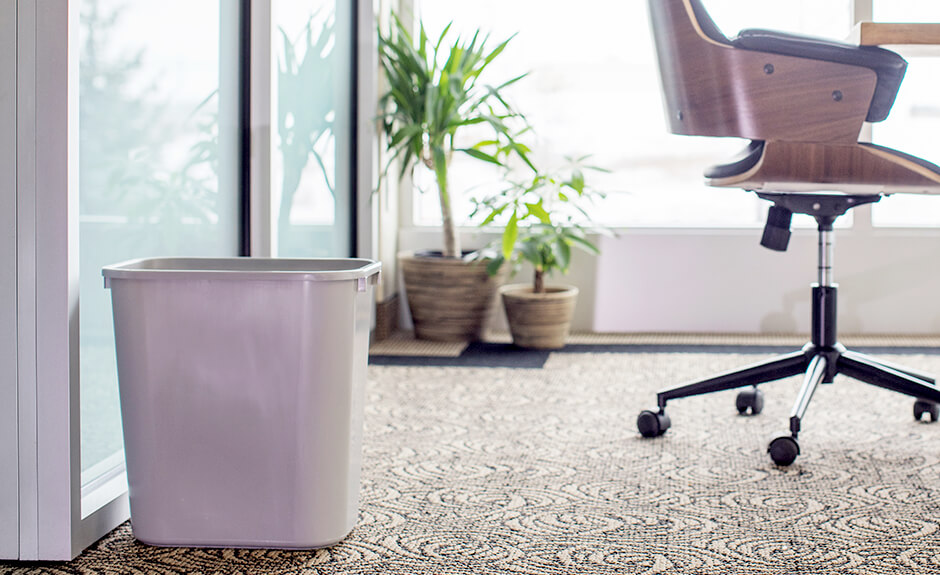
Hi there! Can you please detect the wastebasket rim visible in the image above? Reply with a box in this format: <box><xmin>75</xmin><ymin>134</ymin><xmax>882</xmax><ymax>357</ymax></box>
<box><xmin>102</xmin><ymin>257</ymin><xmax>381</xmax><ymax>284</ymax></box>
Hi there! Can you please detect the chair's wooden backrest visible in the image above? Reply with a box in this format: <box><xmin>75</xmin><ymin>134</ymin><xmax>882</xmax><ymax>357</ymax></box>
<box><xmin>648</xmin><ymin>0</ymin><xmax>877</xmax><ymax>143</ymax></box>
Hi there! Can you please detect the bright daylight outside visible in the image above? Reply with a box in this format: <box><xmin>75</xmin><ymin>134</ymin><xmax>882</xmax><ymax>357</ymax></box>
<box><xmin>79</xmin><ymin>0</ymin><xmax>238</xmax><ymax>482</ymax></box>
<box><xmin>79</xmin><ymin>0</ymin><xmax>347</xmax><ymax>490</ymax></box>
<box><xmin>78</xmin><ymin>0</ymin><xmax>347</xmax><ymax>486</ymax></box>
<box><xmin>870</xmin><ymin>0</ymin><xmax>940</xmax><ymax>226</ymax></box>
<box><xmin>271</xmin><ymin>0</ymin><xmax>353</xmax><ymax>257</ymax></box>
<box><xmin>77</xmin><ymin>0</ymin><xmax>940</xmax><ymax>486</ymax></box>
<box><xmin>410</xmin><ymin>0</ymin><xmax>940</xmax><ymax>229</ymax></box>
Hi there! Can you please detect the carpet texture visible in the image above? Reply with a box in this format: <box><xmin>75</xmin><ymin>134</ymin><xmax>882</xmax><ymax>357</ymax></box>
<box><xmin>6</xmin><ymin>349</ymin><xmax>940</xmax><ymax>574</ymax></box>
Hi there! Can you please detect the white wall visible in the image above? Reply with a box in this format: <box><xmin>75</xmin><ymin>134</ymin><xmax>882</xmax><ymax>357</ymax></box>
<box><xmin>396</xmin><ymin>227</ymin><xmax>642</xmax><ymax>334</ymax></box>
<box><xmin>595</xmin><ymin>227</ymin><xmax>940</xmax><ymax>334</ymax></box>
<box><xmin>0</xmin><ymin>0</ymin><xmax>18</xmax><ymax>558</ymax></box>
<box><xmin>400</xmin><ymin>218</ymin><xmax>940</xmax><ymax>336</ymax></box>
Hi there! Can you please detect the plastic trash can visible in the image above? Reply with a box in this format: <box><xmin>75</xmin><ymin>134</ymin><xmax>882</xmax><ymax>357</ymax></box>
<box><xmin>102</xmin><ymin>257</ymin><xmax>381</xmax><ymax>549</ymax></box>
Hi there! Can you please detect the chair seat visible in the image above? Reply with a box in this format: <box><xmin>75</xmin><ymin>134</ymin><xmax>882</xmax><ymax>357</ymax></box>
<box><xmin>860</xmin><ymin>142</ymin><xmax>940</xmax><ymax>177</ymax></box>
<box><xmin>732</xmin><ymin>29</ymin><xmax>907</xmax><ymax>122</ymax></box>
<box><xmin>706</xmin><ymin>140</ymin><xmax>940</xmax><ymax>194</ymax></box>
<box><xmin>704</xmin><ymin>140</ymin><xmax>765</xmax><ymax>179</ymax></box>
<box><xmin>642</xmin><ymin>0</ymin><xmax>940</xmax><ymax>467</ymax></box>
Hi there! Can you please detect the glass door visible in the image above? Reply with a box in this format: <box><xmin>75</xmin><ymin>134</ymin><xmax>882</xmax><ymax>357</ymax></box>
<box><xmin>267</xmin><ymin>0</ymin><xmax>355</xmax><ymax>257</ymax></box>
<box><xmin>5</xmin><ymin>0</ymin><xmax>244</xmax><ymax>560</ymax></box>
<box><xmin>6</xmin><ymin>0</ymin><xmax>364</xmax><ymax>561</ymax></box>
<box><xmin>78</xmin><ymin>0</ymin><xmax>241</xmax><ymax>497</ymax></box>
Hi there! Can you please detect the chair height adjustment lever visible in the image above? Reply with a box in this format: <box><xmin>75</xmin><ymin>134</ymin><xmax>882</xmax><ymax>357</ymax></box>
<box><xmin>760</xmin><ymin>205</ymin><xmax>793</xmax><ymax>252</ymax></box>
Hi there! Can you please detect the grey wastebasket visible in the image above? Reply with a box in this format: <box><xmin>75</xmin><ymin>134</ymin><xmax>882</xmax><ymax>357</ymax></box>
<box><xmin>103</xmin><ymin>257</ymin><xmax>381</xmax><ymax>548</ymax></box>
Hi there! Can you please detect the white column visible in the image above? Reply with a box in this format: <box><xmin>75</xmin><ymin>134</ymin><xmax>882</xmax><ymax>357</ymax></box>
<box><xmin>357</xmin><ymin>0</ymin><xmax>377</xmax><ymax>261</ymax></box>
<box><xmin>15</xmin><ymin>0</ymin><xmax>72</xmax><ymax>560</ymax></box>
<box><xmin>13</xmin><ymin>0</ymin><xmax>127</xmax><ymax>560</ymax></box>
<box><xmin>0</xmin><ymin>0</ymin><xmax>19</xmax><ymax>558</ymax></box>
<box><xmin>374</xmin><ymin>0</ymin><xmax>404</xmax><ymax>300</ymax></box>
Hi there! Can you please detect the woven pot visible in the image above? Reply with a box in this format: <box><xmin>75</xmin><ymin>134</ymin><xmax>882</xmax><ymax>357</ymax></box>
<box><xmin>500</xmin><ymin>284</ymin><xmax>579</xmax><ymax>349</ymax></box>
<box><xmin>399</xmin><ymin>251</ymin><xmax>506</xmax><ymax>342</ymax></box>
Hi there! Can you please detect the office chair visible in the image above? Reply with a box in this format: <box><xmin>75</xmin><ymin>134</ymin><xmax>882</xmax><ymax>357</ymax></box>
<box><xmin>637</xmin><ymin>0</ymin><xmax>940</xmax><ymax>465</ymax></box>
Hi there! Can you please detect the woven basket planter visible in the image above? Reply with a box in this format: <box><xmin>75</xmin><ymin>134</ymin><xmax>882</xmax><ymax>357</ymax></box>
<box><xmin>399</xmin><ymin>251</ymin><xmax>506</xmax><ymax>342</ymax></box>
<box><xmin>500</xmin><ymin>284</ymin><xmax>579</xmax><ymax>349</ymax></box>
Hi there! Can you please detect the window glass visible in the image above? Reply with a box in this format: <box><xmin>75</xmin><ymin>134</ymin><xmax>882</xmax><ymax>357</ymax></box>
<box><xmin>79</xmin><ymin>0</ymin><xmax>240</xmax><ymax>478</ymax></box>
<box><xmin>411</xmin><ymin>0</ymin><xmax>851</xmax><ymax>229</ymax></box>
<box><xmin>271</xmin><ymin>0</ymin><xmax>352</xmax><ymax>256</ymax></box>
<box><xmin>870</xmin><ymin>2</ymin><xmax>940</xmax><ymax>227</ymax></box>
<box><xmin>873</xmin><ymin>1</ymin><xmax>940</xmax><ymax>21</ymax></box>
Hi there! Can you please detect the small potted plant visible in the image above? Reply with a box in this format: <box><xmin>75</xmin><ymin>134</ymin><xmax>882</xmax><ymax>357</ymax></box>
<box><xmin>473</xmin><ymin>158</ymin><xmax>609</xmax><ymax>349</ymax></box>
<box><xmin>378</xmin><ymin>15</ymin><xmax>535</xmax><ymax>341</ymax></box>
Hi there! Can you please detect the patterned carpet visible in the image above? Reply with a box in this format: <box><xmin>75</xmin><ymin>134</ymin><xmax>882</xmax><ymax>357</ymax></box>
<box><xmin>7</xmin><ymin>347</ymin><xmax>940</xmax><ymax>574</ymax></box>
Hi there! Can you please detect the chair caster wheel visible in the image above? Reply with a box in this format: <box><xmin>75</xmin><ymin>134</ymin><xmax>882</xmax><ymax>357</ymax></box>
<box><xmin>768</xmin><ymin>436</ymin><xmax>800</xmax><ymax>466</ymax></box>
<box><xmin>637</xmin><ymin>410</ymin><xmax>671</xmax><ymax>438</ymax></box>
<box><xmin>914</xmin><ymin>399</ymin><xmax>939</xmax><ymax>422</ymax></box>
<box><xmin>736</xmin><ymin>387</ymin><xmax>764</xmax><ymax>415</ymax></box>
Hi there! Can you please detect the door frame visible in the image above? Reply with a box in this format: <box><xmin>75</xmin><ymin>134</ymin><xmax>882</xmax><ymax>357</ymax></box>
<box><xmin>11</xmin><ymin>0</ymin><xmax>130</xmax><ymax>560</ymax></box>
<box><xmin>0</xmin><ymin>0</ymin><xmax>20</xmax><ymax>559</ymax></box>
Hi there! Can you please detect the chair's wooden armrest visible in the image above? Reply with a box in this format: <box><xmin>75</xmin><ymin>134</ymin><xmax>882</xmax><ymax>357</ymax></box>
<box><xmin>849</xmin><ymin>22</ymin><xmax>940</xmax><ymax>46</ymax></box>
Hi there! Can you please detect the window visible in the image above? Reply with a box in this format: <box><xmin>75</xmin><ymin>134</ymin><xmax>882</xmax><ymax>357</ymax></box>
<box><xmin>870</xmin><ymin>1</ymin><xmax>940</xmax><ymax>227</ymax></box>
<box><xmin>269</xmin><ymin>0</ymin><xmax>355</xmax><ymax>256</ymax></box>
<box><xmin>79</xmin><ymin>0</ymin><xmax>241</xmax><ymax>484</ymax></box>
<box><xmin>8</xmin><ymin>0</ymin><xmax>364</xmax><ymax>560</ymax></box>
<box><xmin>78</xmin><ymin>0</ymin><xmax>359</xmax><ymax>488</ymax></box>
<box><xmin>409</xmin><ymin>0</ymin><xmax>852</xmax><ymax>229</ymax></box>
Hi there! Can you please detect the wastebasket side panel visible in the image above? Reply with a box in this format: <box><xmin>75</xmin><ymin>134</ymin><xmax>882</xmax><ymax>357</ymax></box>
<box><xmin>108</xmin><ymin>269</ymin><xmax>375</xmax><ymax>548</ymax></box>
<box><xmin>347</xmin><ymin>284</ymin><xmax>374</xmax><ymax>527</ymax></box>
<box><xmin>289</xmin><ymin>280</ymin><xmax>360</xmax><ymax>541</ymax></box>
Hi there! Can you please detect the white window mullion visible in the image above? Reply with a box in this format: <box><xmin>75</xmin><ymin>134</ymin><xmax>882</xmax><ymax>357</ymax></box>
<box><xmin>853</xmin><ymin>0</ymin><xmax>873</xmax><ymax>24</ymax></box>
<box><xmin>356</xmin><ymin>0</ymin><xmax>377</xmax><ymax>260</ymax></box>
<box><xmin>0</xmin><ymin>0</ymin><xmax>19</xmax><ymax>559</ymax></box>
<box><xmin>853</xmin><ymin>0</ymin><xmax>874</xmax><ymax>233</ymax></box>
<box><xmin>334</xmin><ymin>0</ymin><xmax>355</xmax><ymax>254</ymax></box>
<box><xmin>388</xmin><ymin>0</ymin><xmax>415</xmax><ymax>233</ymax></box>
<box><xmin>220</xmin><ymin>0</ymin><xmax>243</xmax><ymax>253</ymax></box>
<box><xmin>249</xmin><ymin>0</ymin><xmax>274</xmax><ymax>257</ymax></box>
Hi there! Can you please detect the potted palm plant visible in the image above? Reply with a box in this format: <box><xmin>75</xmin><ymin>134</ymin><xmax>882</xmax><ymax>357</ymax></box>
<box><xmin>473</xmin><ymin>158</ymin><xmax>608</xmax><ymax>349</ymax></box>
<box><xmin>378</xmin><ymin>15</ymin><xmax>534</xmax><ymax>341</ymax></box>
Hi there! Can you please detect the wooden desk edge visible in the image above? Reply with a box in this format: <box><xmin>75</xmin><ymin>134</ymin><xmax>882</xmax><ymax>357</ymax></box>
<box><xmin>849</xmin><ymin>22</ymin><xmax>940</xmax><ymax>46</ymax></box>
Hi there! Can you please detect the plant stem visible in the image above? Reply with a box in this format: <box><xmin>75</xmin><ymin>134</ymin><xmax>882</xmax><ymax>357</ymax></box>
<box><xmin>534</xmin><ymin>268</ymin><xmax>544</xmax><ymax>294</ymax></box>
<box><xmin>435</xmin><ymin>159</ymin><xmax>461</xmax><ymax>258</ymax></box>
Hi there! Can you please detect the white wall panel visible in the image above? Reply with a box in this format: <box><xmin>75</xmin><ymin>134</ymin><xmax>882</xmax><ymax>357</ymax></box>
<box><xmin>594</xmin><ymin>229</ymin><xmax>940</xmax><ymax>335</ymax></box>
<box><xmin>399</xmin><ymin>223</ymin><xmax>940</xmax><ymax>336</ymax></box>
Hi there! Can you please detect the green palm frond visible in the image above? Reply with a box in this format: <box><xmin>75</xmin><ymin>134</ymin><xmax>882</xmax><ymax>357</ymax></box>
<box><xmin>471</xmin><ymin>157</ymin><xmax>613</xmax><ymax>291</ymax></box>
<box><xmin>378</xmin><ymin>13</ymin><xmax>534</xmax><ymax>257</ymax></box>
